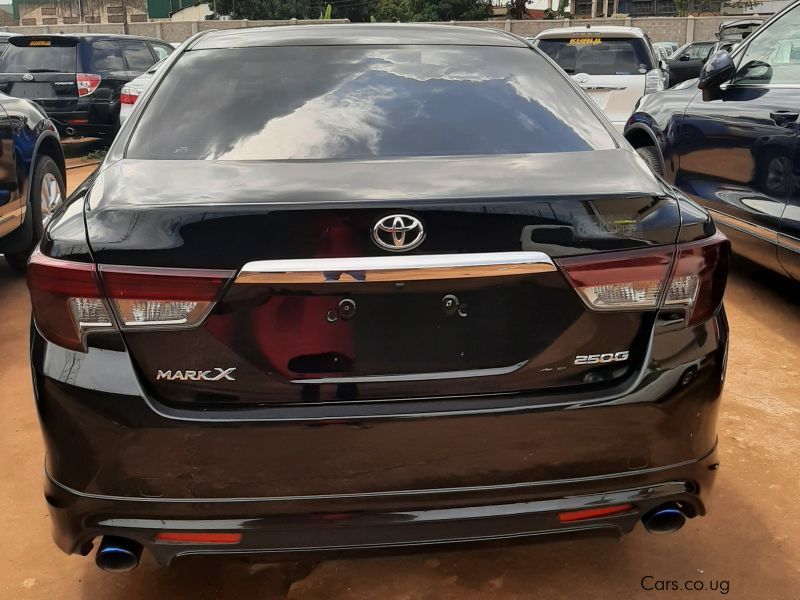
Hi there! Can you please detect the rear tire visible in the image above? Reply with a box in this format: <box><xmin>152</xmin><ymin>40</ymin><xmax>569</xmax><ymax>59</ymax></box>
<box><xmin>4</xmin><ymin>156</ymin><xmax>65</xmax><ymax>272</ymax></box>
<box><xmin>636</xmin><ymin>146</ymin><xmax>664</xmax><ymax>177</ymax></box>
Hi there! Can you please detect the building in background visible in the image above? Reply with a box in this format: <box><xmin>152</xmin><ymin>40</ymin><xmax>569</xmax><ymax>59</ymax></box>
<box><xmin>571</xmin><ymin>0</ymin><xmax>792</xmax><ymax>17</ymax></box>
<box><xmin>8</xmin><ymin>0</ymin><xmax>209</xmax><ymax>24</ymax></box>
<box><xmin>0</xmin><ymin>4</ymin><xmax>15</xmax><ymax>24</ymax></box>
<box><xmin>167</xmin><ymin>0</ymin><xmax>210</xmax><ymax>21</ymax></box>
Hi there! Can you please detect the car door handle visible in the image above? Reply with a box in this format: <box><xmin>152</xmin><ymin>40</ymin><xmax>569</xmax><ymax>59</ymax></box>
<box><xmin>770</xmin><ymin>111</ymin><xmax>799</xmax><ymax>127</ymax></box>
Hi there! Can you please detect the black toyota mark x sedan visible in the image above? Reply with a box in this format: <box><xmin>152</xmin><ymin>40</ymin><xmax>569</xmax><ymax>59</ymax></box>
<box><xmin>28</xmin><ymin>25</ymin><xmax>730</xmax><ymax>572</ymax></box>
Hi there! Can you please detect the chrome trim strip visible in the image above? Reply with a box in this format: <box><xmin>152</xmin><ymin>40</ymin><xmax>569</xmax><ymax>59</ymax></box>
<box><xmin>291</xmin><ymin>361</ymin><xmax>527</xmax><ymax>384</ymax></box>
<box><xmin>236</xmin><ymin>252</ymin><xmax>556</xmax><ymax>284</ymax></box>
<box><xmin>707</xmin><ymin>208</ymin><xmax>779</xmax><ymax>244</ymax></box>
<box><xmin>778</xmin><ymin>232</ymin><xmax>800</xmax><ymax>253</ymax></box>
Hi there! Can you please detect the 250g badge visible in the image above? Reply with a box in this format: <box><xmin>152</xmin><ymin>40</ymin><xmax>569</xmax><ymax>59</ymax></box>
<box><xmin>574</xmin><ymin>351</ymin><xmax>629</xmax><ymax>365</ymax></box>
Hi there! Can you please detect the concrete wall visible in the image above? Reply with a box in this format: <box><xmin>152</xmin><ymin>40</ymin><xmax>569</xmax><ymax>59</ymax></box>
<box><xmin>0</xmin><ymin>16</ymin><xmax>729</xmax><ymax>45</ymax></box>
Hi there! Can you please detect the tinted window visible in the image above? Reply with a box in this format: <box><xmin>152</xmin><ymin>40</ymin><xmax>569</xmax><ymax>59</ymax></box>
<box><xmin>150</xmin><ymin>43</ymin><xmax>172</xmax><ymax>61</ymax></box>
<box><xmin>127</xmin><ymin>46</ymin><xmax>615</xmax><ymax>161</ymax></box>
<box><xmin>90</xmin><ymin>40</ymin><xmax>124</xmax><ymax>72</ymax></box>
<box><xmin>537</xmin><ymin>37</ymin><xmax>654</xmax><ymax>75</ymax></box>
<box><xmin>123</xmin><ymin>41</ymin><xmax>155</xmax><ymax>71</ymax></box>
<box><xmin>735</xmin><ymin>4</ymin><xmax>800</xmax><ymax>86</ymax></box>
<box><xmin>674</xmin><ymin>42</ymin><xmax>713</xmax><ymax>61</ymax></box>
<box><xmin>0</xmin><ymin>44</ymin><xmax>76</xmax><ymax>72</ymax></box>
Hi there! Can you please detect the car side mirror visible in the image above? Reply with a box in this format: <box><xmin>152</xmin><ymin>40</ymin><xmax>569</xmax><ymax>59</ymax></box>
<box><xmin>659</xmin><ymin>59</ymin><xmax>668</xmax><ymax>70</ymax></box>
<box><xmin>679</xmin><ymin>54</ymin><xmax>691</xmax><ymax>61</ymax></box>
<box><xmin>698</xmin><ymin>50</ymin><xmax>736</xmax><ymax>99</ymax></box>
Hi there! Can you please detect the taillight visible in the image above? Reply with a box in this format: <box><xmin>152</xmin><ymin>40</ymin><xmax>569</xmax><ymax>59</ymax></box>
<box><xmin>120</xmin><ymin>86</ymin><xmax>138</xmax><ymax>105</ymax></box>
<box><xmin>667</xmin><ymin>232</ymin><xmax>729</xmax><ymax>325</ymax></box>
<box><xmin>644</xmin><ymin>68</ymin><xmax>664</xmax><ymax>95</ymax></box>
<box><xmin>27</xmin><ymin>251</ymin><xmax>112</xmax><ymax>351</ymax></box>
<box><xmin>559</xmin><ymin>233</ymin><xmax>729</xmax><ymax>324</ymax></box>
<box><xmin>559</xmin><ymin>247</ymin><xmax>674</xmax><ymax>310</ymax></box>
<box><xmin>76</xmin><ymin>73</ymin><xmax>101</xmax><ymax>97</ymax></box>
<box><xmin>27</xmin><ymin>252</ymin><xmax>235</xmax><ymax>351</ymax></box>
<box><xmin>99</xmin><ymin>265</ymin><xmax>234</xmax><ymax>328</ymax></box>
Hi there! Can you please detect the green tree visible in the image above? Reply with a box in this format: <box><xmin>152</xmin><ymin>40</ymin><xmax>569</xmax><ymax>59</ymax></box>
<box><xmin>375</xmin><ymin>0</ymin><xmax>491</xmax><ymax>21</ymax></box>
<box><xmin>544</xmin><ymin>0</ymin><xmax>571</xmax><ymax>19</ymax></box>
<box><xmin>209</xmin><ymin>0</ymin><xmax>382</xmax><ymax>21</ymax></box>
<box><xmin>506</xmin><ymin>0</ymin><xmax>526</xmax><ymax>19</ymax></box>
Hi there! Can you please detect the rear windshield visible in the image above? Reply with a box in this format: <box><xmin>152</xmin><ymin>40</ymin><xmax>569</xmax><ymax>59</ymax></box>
<box><xmin>537</xmin><ymin>37</ymin><xmax>654</xmax><ymax>75</ymax></box>
<box><xmin>0</xmin><ymin>42</ymin><xmax>77</xmax><ymax>73</ymax></box>
<box><xmin>126</xmin><ymin>45</ymin><xmax>616</xmax><ymax>161</ymax></box>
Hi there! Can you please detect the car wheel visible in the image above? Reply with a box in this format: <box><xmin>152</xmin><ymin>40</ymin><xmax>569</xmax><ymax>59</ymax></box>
<box><xmin>4</xmin><ymin>156</ymin><xmax>65</xmax><ymax>272</ymax></box>
<box><xmin>636</xmin><ymin>146</ymin><xmax>664</xmax><ymax>177</ymax></box>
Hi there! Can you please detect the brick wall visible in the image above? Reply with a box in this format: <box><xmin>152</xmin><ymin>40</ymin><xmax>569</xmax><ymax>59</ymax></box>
<box><xmin>630</xmin><ymin>17</ymin><xmax>689</xmax><ymax>42</ymax></box>
<box><xmin>0</xmin><ymin>17</ymin><xmax>729</xmax><ymax>45</ymax></box>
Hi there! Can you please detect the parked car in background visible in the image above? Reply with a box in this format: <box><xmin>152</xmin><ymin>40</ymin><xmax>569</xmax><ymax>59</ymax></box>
<box><xmin>0</xmin><ymin>34</ymin><xmax>173</xmax><ymax>138</ymax></box>
<box><xmin>653</xmin><ymin>41</ymin><xmax>679</xmax><ymax>58</ymax></box>
<box><xmin>652</xmin><ymin>44</ymin><xmax>671</xmax><ymax>62</ymax></box>
<box><xmin>664</xmin><ymin>41</ymin><xmax>715</xmax><ymax>86</ymax></box>
<box><xmin>534</xmin><ymin>26</ymin><xmax>664</xmax><ymax>132</ymax></box>
<box><xmin>119</xmin><ymin>58</ymin><xmax>164</xmax><ymax>123</ymax></box>
<box><xmin>29</xmin><ymin>24</ymin><xmax>729</xmax><ymax>572</ymax></box>
<box><xmin>713</xmin><ymin>18</ymin><xmax>764</xmax><ymax>54</ymax></box>
<box><xmin>0</xmin><ymin>94</ymin><xmax>66</xmax><ymax>270</ymax></box>
<box><xmin>626</xmin><ymin>0</ymin><xmax>800</xmax><ymax>279</ymax></box>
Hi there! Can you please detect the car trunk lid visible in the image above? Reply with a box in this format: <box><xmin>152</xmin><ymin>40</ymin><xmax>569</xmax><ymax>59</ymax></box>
<box><xmin>85</xmin><ymin>150</ymin><xmax>681</xmax><ymax>407</ymax></box>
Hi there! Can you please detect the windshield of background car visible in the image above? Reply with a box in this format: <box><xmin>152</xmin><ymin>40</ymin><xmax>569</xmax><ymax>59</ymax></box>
<box><xmin>0</xmin><ymin>40</ymin><xmax>77</xmax><ymax>72</ymax></box>
<box><xmin>125</xmin><ymin>45</ymin><xmax>617</xmax><ymax>161</ymax></box>
<box><xmin>536</xmin><ymin>36</ymin><xmax>654</xmax><ymax>75</ymax></box>
<box><xmin>734</xmin><ymin>3</ymin><xmax>800</xmax><ymax>86</ymax></box>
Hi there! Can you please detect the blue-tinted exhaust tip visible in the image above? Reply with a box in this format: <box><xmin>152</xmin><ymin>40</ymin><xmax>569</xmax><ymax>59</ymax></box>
<box><xmin>642</xmin><ymin>505</ymin><xmax>687</xmax><ymax>535</ymax></box>
<box><xmin>95</xmin><ymin>536</ymin><xmax>143</xmax><ymax>572</ymax></box>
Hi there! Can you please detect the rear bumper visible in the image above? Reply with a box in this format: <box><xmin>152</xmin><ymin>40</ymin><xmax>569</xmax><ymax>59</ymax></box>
<box><xmin>46</xmin><ymin>450</ymin><xmax>717</xmax><ymax>564</ymax></box>
<box><xmin>32</xmin><ymin>308</ymin><xmax>728</xmax><ymax>562</ymax></box>
<box><xmin>48</xmin><ymin>99</ymin><xmax>118</xmax><ymax>137</ymax></box>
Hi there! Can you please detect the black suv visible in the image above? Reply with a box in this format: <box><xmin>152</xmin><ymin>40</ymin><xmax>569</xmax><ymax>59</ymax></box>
<box><xmin>626</xmin><ymin>0</ymin><xmax>800</xmax><ymax>279</ymax></box>
<box><xmin>0</xmin><ymin>34</ymin><xmax>173</xmax><ymax>138</ymax></box>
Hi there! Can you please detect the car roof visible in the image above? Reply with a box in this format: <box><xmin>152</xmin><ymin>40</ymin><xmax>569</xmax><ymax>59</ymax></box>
<box><xmin>191</xmin><ymin>24</ymin><xmax>529</xmax><ymax>50</ymax></box>
<box><xmin>535</xmin><ymin>25</ymin><xmax>647</xmax><ymax>39</ymax></box>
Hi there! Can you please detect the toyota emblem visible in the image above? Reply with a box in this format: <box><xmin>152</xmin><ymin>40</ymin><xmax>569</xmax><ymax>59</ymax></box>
<box><xmin>371</xmin><ymin>214</ymin><xmax>425</xmax><ymax>252</ymax></box>
<box><xmin>22</xmin><ymin>73</ymin><xmax>34</xmax><ymax>81</ymax></box>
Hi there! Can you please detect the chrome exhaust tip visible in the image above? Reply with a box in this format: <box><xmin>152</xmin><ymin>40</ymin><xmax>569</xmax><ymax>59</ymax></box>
<box><xmin>642</xmin><ymin>504</ymin><xmax>687</xmax><ymax>535</ymax></box>
<box><xmin>95</xmin><ymin>536</ymin><xmax>143</xmax><ymax>572</ymax></box>
<box><xmin>64</xmin><ymin>127</ymin><xmax>75</xmax><ymax>136</ymax></box>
